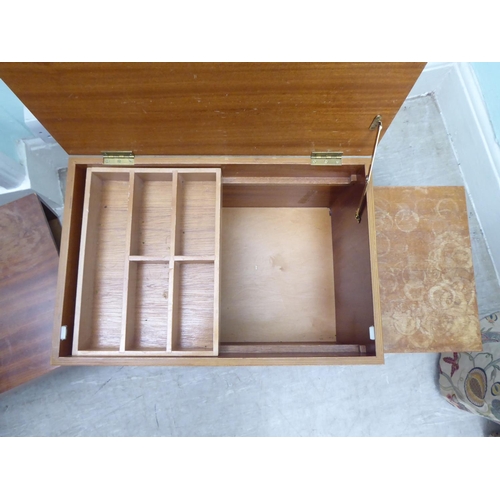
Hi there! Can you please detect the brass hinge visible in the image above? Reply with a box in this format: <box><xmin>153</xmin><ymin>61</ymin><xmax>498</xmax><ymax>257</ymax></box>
<box><xmin>310</xmin><ymin>152</ymin><xmax>343</xmax><ymax>166</ymax></box>
<box><xmin>102</xmin><ymin>151</ymin><xmax>135</xmax><ymax>166</ymax></box>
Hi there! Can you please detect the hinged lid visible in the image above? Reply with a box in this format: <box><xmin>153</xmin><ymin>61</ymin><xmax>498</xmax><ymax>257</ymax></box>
<box><xmin>0</xmin><ymin>63</ymin><xmax>425</xmax><ymax>156</ymax></box>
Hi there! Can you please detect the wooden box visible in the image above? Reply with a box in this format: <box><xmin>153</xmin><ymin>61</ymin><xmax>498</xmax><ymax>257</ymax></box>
<box><xmin>0</xmin><ymin>63</ymin><xmax>482</xmax><ymax>370</ymax></box>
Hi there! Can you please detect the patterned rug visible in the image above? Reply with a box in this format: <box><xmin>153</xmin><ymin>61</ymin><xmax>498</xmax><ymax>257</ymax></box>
<box><xmin>439</xmin><ymin>312</ymin><xmax>500</xmax><ymax>422</ymax></box>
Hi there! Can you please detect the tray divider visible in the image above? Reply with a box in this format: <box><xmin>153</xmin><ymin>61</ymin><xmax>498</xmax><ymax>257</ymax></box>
<box><xmin>120</xmin><ymin>171</ymin><xmax>140</xmax><ymax>352</ymax></box>
<box><xmin>73</xmin><ymin>168</ymin><xmax>102</xmax><ymax>354</ymax></box>
<box><xmin>213</xmin><ymin>169</ymin><xmax>221</xmax><ymax>355</ymax></box>
<box><xmin>166</xmin><ymin>170</ymin><xmax>180</xmax><ymax>352</ymax></box>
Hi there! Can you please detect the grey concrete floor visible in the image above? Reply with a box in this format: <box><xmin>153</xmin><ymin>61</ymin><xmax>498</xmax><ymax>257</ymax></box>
<box><xmin>1</xmin><ymin>94</ymin><xmax>500</xmax><ymax>436</ymax></box>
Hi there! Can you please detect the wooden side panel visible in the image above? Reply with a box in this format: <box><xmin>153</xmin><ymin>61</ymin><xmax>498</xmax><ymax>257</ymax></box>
<box><xmin>0</xmin><ymin>194</ymin><xmax>59</xmax><ymax>393</ymax></box>
<box><xmin>52</xmin><ymin>161</ymin><xmax>87</xmax><ymax>358</ymax></box>
<box><xmin>330</xmin><ymin>183</ymin><xmax>375</xmax><ymax>346</ymax></box>
<box><xmin>374</xmin><ymin>186</ymin><xmax>482</xmax><ymax>353</ymax></box>
<box><xmin>72</xmin><ymin>171</ymin><xmax>103</xmax><ymax>351</ymax></box>
<box><xmin>223</xmin><ymin>185</ymin><xmax>344</xmax><ymax>208</ymax></box>
<box><xmin>54</xmin><ymin>354</ymin><xmax>381</xmax><ymax>366</ymax></box>
<box><xmin>219</xmin><ymin>343</ymin><xmax>366</xmax><ymax>355</ymax></box>
<box><xmin>0</xmin><ymin>63</ymin><xmax>425</xmax><ymax>156</ymax></box>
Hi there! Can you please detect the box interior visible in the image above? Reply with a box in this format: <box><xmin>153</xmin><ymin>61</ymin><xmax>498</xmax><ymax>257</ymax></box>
<box><xmin>59</xmin><ymin>162</ymin><xmax>375</xmax><ymax>360</ymax></box>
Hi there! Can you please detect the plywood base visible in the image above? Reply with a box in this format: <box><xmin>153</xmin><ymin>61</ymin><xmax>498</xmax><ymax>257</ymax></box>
<box><xmin>220</xmin><ymin>208</ymin><xmax>336</xmax><ymax>343</ymax></box>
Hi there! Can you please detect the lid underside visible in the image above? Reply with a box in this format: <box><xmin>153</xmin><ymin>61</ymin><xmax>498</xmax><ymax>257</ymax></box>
<box><xmin>0</xmin><ymin>63</ymin><xmax>425</xmax><ymax>156</ymax></box>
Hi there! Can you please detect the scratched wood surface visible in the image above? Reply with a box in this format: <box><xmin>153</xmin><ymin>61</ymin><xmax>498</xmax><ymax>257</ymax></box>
<box><xmin>0</xmin><ymin>194</ymin><xmax>59</xmax><ymax>393</ymax></box>
<box><xmin>0</xmin><ymin>63</ymin><xmax>424</xmax><ymax>156</ymax></box>
<box><xmin>374</xmin><ymin>186</ymin><xmax>482</xmax><ymax>353</ymax></box>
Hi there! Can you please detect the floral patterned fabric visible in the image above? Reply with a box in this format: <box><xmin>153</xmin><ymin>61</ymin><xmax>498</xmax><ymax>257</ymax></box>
<box><xmin>439</xmin><ymin>312</ymin><xmax>500</xmax><ymax>422</ymax></box>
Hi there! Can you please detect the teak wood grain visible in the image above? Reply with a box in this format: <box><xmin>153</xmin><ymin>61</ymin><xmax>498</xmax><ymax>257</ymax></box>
<box><xmin>374</xmin><ymin>186</ymin><xmax>482</xmax><ymax>353</ymax></box>
<box><xmin>0</xmin><ymin>194</ymin><xmax>59</xmax><ymax>393</ymax></box>
<box><xmin>0</xmin><ymin>63</ymin><xmax>425</xmax><ymax>156</ymax></box>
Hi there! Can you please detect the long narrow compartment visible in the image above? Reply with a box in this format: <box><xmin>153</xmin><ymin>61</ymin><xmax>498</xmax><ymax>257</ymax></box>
<box><xmin>73</xmin><ymin>170</ymin><xmax>129</xmax><ymax>352</ymax></box>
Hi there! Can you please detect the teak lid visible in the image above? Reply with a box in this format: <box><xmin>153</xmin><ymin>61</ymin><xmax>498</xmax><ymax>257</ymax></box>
<box><xmin>0</xmin><ymin>63</ymin><xmax>425</xmax><ymax>156</ymax></box>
